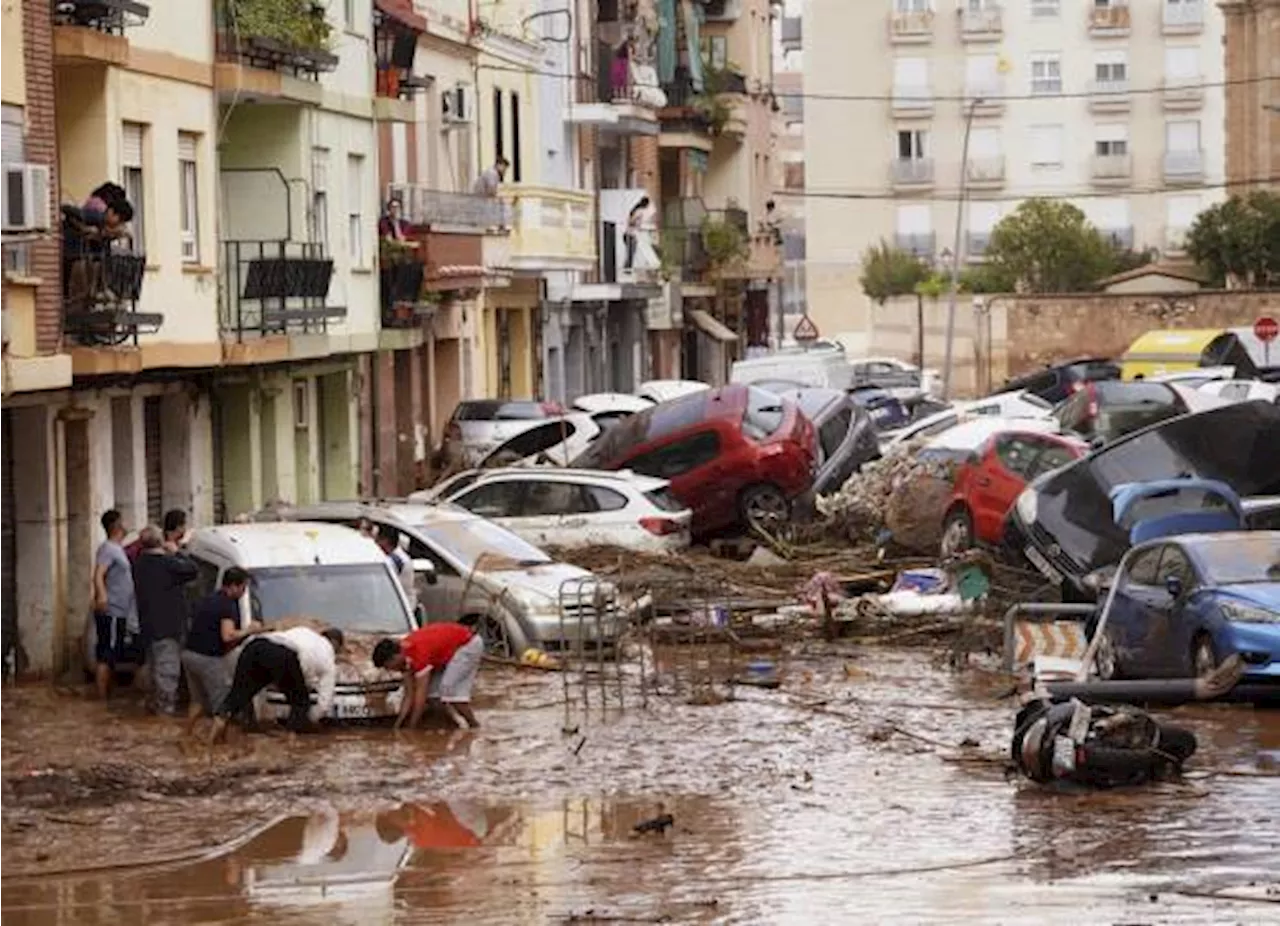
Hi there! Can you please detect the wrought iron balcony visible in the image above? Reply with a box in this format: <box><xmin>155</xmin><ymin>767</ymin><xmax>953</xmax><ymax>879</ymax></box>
<box><xmin>61</xmin><ymin>243</ymin><xmax>160</xmax><ymax>346</ymax></box>
<box><xmin>891</xmin><ymin>157</ymin><xmax>934</xmax><ymax>188</ymax></box>
<box><xmin>1088</xmin><ymin>2</ymin><xmax>1130</xmax><ymax>35</ymax></box>
<box><xmin>960</xmin><ymin>6</ymin><xmax>1002</xmax><ymax>40</ymax></box>
<box><xmin>215</xmin><ymin>0</ymin><xmax>339</xmax><ymax>78</ymax></box>
<box><xmin>219</xmin><ymin>240</ymin><xmax>344</xmax><ymax>339</ymax></box>
<box><xmin>388</xmin><ymin>185</ymin><xmax>510</xmax><ymax>233</ymax></box>
<box><xmin>889</xmin><ymin>10</ymin><xmax>933</xmax><ymax>43</ymax></box>
<box><xmin>662</xmin><ymin>198</ymin><xmax>711</xmax><ymax>278</ymax></box>
<box><xmin>380</xmin><ymin>258</ymin><xmax>428</xmax><ymax>328</ymax></box>
<box><xmin>53</xmin><ymin>0</ymin><xmax>150</xmax><ymax>34</ymax></box>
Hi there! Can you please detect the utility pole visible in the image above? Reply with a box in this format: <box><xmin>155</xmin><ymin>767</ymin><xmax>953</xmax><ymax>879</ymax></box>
<box><xmin>941</xmin><ymin>97</ymin><xmax>981</xmax><ymax>400</ymax></box>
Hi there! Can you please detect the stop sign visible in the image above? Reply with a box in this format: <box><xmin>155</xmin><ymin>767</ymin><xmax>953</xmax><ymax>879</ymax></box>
<box><xmin>1255</xmin><ymin>316</ymin><xmax>1279</xmax><ymax>344</ymax></box>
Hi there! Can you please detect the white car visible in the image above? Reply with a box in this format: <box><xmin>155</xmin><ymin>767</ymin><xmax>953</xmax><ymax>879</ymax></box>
<box><xmin>848</xmin><ymin>356</ymin><xmax>943</xmax><ymax>400</ymax></box>
<box><xmin>1147</xmin><ymin>365</ymin><xmax>1236</xmax><ymax>387</ymax></box>
<box><xmin>881</xmin><ymin>391</ymin><xmax>1053</xmax><ymax>451</ymax></box>
<box><xmin>1197</xmin><ymin>378</ymin><xmax>1280</xmax><ymax>404</ymax></box>
<box><xmin>635</xmin><ymin>379</ymin><xmax>710</xmax><ymax>404</ymax></box>
<box><xmin>571</xmin><ymin>392</ymin><xmax>654</xmax><ymax>430</ymax></box>
<box><xmin>414</xmin><ymin>468</ymin><xmax>692</xmax><ymax>553</ymax></box>
<box><xmin>477</xmin><ymin>412</ymin><xmax>601</xmax><ymax>467</ymax></box>
<box><xmin>440</xmin><ymin>399</ymin><xmax>568</xmax><ymax>466</ymax></box>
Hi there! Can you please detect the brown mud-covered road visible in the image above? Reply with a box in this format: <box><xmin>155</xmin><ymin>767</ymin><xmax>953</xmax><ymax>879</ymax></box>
<box><xmin>4</xmin><ymin>649</ymin><xmax>1279</xmax><ymax>924</ymax></box>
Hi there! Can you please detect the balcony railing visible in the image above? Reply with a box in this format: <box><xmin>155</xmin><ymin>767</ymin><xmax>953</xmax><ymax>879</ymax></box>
<box><xmin>388</xmin><ymin>185</ymin><xmax>510</xmax><ymax>233</ymax></box>
<box><xmin>61</xmin><ymin>236</ymin><xmax>160</xmax><ymax>347</ymax></box>
<box><xmin>662</xmin><ymin>198</ymin><xmax>711</xmax><ymax>278</ymax></box>
<box><xmin>219</xmin><ymin>239</ymin><xmax>344</xmax><ymax>339</ymax></box>
<box><xmin>1162</xmin><ymin>77</ymin><xmax>1204</xmax><ymax>108</ymax></box>
<box><xmin>379</xmin><ymin>256</ymin><xmax>428</xmax><ymax>328</ymax></box>
<box><xmin>1164</xmin><ymin>148</ymin><xmax>1205</xmax><ymax>180</ymax></box>
<box><xmin>966</xmin><ymin>156</ymin><xmax>1005</xmax><ymax>184</ymax></box>
<box><xmin>215</xmin><ymin>0</ymin><xmax>339</xmax><ymax>78</ymax></box>
<box><xmin>1162</xmin><ymin>0</ymin><xmax>1203</xmax><ymax>33</ymax></box>
<box><xmin>1088</xmin><ymin>2</ymin><xmax>1130</xmax><ymax>34</ymax></box>
<box><xmin>960</xmin><ymin>7</ymin><xmax>1002</xmax><ymax>38</ymax></box>
<box><xmin>1091</xmin><ymin>152</ymin><xmax>1132</xmax><ymax>181</ymax></box>
<box><xmin>1088</xmin><ymin>78</ymin><xmax>1131</xmax><ymax>110</ymax></box>
<box><xmin>891</xmin><ymin>157</ymin><xmax>934</xmax><ymax>187</ymax></box>
<box><xmin>895</xmin><ymin>232</ymin><xmax>935</xmax><ymax>258</ymax></box>
<box><xmin>53</xmin><ymin>0</ymin><xmax>151</xmax><ymax>34</ymax></box>
<box><xmin>498</xmin><ymin>185</ymin><xmax>596</xmax><ymax>271</ymax></box>
<box><xmin>889</xmin><ymin>10</ymin><xmax>933</xmax><ymax>42</ymax></box>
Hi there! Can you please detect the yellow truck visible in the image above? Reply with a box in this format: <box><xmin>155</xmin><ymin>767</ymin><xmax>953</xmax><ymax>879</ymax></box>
<box><xmin>1120</xmin><ymin>326</ymin><xmax>1276</xmax><ymax>380</ymax></box>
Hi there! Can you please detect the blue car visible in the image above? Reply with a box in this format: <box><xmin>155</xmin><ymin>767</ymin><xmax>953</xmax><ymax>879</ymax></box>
<box><xmin>848</xmin><ymin>386</ymin><xmax>910</xmax><ymax>431</ymax></box>
<box><xmin>1099</xmin><ymin>531</ymin><xmax>1280</xmax><ymax>692</ymax></box>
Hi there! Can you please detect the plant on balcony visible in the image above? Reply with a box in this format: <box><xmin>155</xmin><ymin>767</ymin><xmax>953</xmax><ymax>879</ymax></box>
<box><xmin>703</xmin><ymin>63</ymin><xmax>747</xmax><ymax>96</ymax></box>
<box><xmin>701</xmin><ymin>216</ymin><xmax>748</xmax><ymax>271</ymax></box>
<box><xmin>690</xmin><ymin>92</ymin><xmax>732</xmax><ymax>135</ymax></box>
<box><xmin>379</xmin><ymin>237</ymin><xmax>417</xmax><ymax>267</ymax></box>
<box><xmin>1185</xmin><ymin>190</ymin><xmax>1280</xmax><ymax>289</ymax></box>
<box><xmin>225</xmin><ymin>0</ymin><xmax>332</xmax><ymax>53</ymax></box>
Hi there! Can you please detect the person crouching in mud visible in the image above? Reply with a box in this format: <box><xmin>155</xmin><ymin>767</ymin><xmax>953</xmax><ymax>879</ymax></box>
<box><xmin>209</xmin><ymin>626</ymin><xmax>345</xmax><ymax>743</ymax></box>
<box><xmin>372</xmin><ymin>622</ymin><xmax>484</xmax><ymax>730</ymax></box>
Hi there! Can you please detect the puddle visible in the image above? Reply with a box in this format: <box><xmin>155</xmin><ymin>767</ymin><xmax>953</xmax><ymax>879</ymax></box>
<box><xmin>4</xmin><ymin>651</ymin><xmax>1279</xmax><ymax>924</ymax></box>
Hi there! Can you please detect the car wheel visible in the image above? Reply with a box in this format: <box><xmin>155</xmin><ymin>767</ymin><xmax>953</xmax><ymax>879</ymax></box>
<box><xmin>740</xmin><ymin>484</ymin><xmax>789</xmax><ymax>535</ymax></box>
<box><xmin>1191</xmin><ymin>634</ymin><xmax>1218</xmax><ymax>678</ymax></box>
<box><xmin>1095</xmin><ymin>632</ymin><xmax>1119</xmax><ymax>681</ymax></box>
<box><xmin>940</xmin><ymin>507</ymin><xmax>975</xmax><ymax>557</ymax></box>
<box><xmin>463</xmin><ymin>613</ymin><xmax>516</xmax><ymax>659</ymax></box>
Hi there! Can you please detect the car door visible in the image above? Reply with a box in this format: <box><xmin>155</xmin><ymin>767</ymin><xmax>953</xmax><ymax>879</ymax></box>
<box><xmin>403</xmin><ymin>531</ymin><xmax>464</xmax><ymax>623</ymax></box>
<box><xmin>510</xmin><ymin>479</ymin><xmax>596</xmax><ymax>547</ymax></box>
<box><xmin>448</xmin><ymin>479</ymin><xmax>527</xmax><ymax>521</ymax></box>
<box><xmin>624</xmin><ymin>431</ymin><xmax>723</xmax><ymax>528</ymax></box>
<box><xmin>1106</xmin><ymin>544</ymin><xmax>1165</xmax><ymax>677</ymax></box>
<box><xmin>971</xmin><ymin>436</ymin><xmax>1038</xmax><ymax>542</ymax></box>
<box><xmin>1153</xmin><ymin>544</ymin><xmax>1198</xmax><ymax>676</ymax></box>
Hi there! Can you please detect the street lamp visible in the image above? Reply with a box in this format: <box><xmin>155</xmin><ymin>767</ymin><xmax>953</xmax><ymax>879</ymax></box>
<box><xmin>941</xmin><ymin>96</ymin><xmax>982</xmax><ymax>400</ymax></box>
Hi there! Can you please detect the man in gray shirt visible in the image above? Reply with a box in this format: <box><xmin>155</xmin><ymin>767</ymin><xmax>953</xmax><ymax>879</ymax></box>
<box><xmin>470</xmin><ymin>157</ymin><xmax>509</xmax><ymax>197</ymax></box>
<box><xmin>93</xmin><ymin>509</ymin><xmax>136</xmax><ymax>699</ymax></box>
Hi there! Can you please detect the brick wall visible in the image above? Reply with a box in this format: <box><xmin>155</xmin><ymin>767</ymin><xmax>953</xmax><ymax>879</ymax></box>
<box><xmin>23</xmin><ymin>0</ymin><xmax>61</xmax><ymax>354</ymax></box>
<box><xmin>631</xmin><ymin>134</ymin><xmax>659</xmax><ymax>205</ymax></box>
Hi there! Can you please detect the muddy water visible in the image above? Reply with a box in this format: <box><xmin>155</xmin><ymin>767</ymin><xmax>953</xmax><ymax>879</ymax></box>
<box><xmin>4</xmin><ymin>650</ymin><xmax>1279</xmax><ymax>924</ymax></box>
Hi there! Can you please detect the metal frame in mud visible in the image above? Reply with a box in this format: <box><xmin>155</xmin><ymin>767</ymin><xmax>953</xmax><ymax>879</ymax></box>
<box><xmin>558</xmin><ymin>576</ymin><xmax>630</xmax><ymax>730</ymax></box>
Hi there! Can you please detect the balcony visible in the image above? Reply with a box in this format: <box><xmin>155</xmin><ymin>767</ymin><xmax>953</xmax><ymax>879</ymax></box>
<box><xmin>1164</xmin><ymin>149</ymin><xmax>1205</xmax><ymax>183</ymax></box>
<box><xmin>781</xmin><ymin>16</ymin><xmax>802</xmax><ymax>53</ymax></box>
<box><xmin>1088</xmin><ymin>2</ymin><xmax>1130</xmax><ymax>36</ymax></box>
<box><xmin>659</xmin><ymin>71</ymin><xmax>715</xmax><ymax>152</ymax></box>
<box><xmin>965</xmin><ymin>231</ymin><xmax>991</xmax><ymax>259</ymax></box>
<box><xmin>61</xmin><ymin>238</ymin><xmax>161</xmax><ymax>348</ymax></box>
<box><xmin>703</xmin><ymin>0</ymin><xmax>741</xmax><ymax>21</ymax></box>
<box><xmin>889</xmin><ymin>10</ymin><xmax>934</xmax><ymax>43</ymax></box>
<box><xmin>214</xmin><ymin>0</ymin><xmax>339</xmax><ymax>104</ymax></box>
<box><xmin>1101</xmin><ymin>227</ymin><xmax>1134</xmax><ymax>250</ymax></box>
<box><xmin>895</xmin><ymin>232</ymin><xmax>936</xmax><ymax>258</ymax></box>
<box><xmin>1088</xmin><ymin>78</ymin><xmax>1131</xmax><ymax>112</ymax></box>
<box><xmin>1091</xmin><ymin>152</ymin><xmax>1132</xmax><ymax>184</ymax></box>
<box><xmin>966</xmin><ymin>155</ymin><xmax>1005</xmax><ymax>188</ymax></box>
<box><xmin>960</xmin><ymin>7</ymin><xmax>1002</xmax><ymax>41</ymax></box>
<box><xmin>52</xmin><ymin>0</ymin><xmax>150</xmax><ymax>65</ymax></box>
<box><xmin>706</xmin><ymin>68</ymin><xmax>750</xmax><ymax>138</ymax></box>
<box><xmin>390</xmin><ymin>186</ymin><xmax>510</xmax><ymax>233</ymax></box>
<box><xmin>891</xmin><ymin>157</ymin><xmax>934</xmax><ymax>190</ymax></box>
<box><xmin>497</xmin><ymin>186</ymin><xmax>596</xmax><ymax>273</ymax></box>
<box><xmin>379</xmin><ymin>250</ymin><xmax>429</xmax><ymax>329</ymax></box>
<box><xmin>567</xmin><ymin>45</ymin><xmax>664</xmax><ymax>135</ymax></box>
<box><xmin>963</xmin><ymin>82</ymin><xmax>1006</xmax><ymax>115</ymax></box>
<box><xmin>219</xmin><ymin>240</ymin><xmax>344</xmax><ymax>340</ymax></box>
<box><xmin>373</xmin><ymin>0</ymin><xmax>428</xmax><ymax>124</ymax></box>
<box><xmin>891</xmin><ymin>84</ymin><xmax>933</xmax><ymax>116</ymax></box>
<box><xmin>1162</xmin><ymin>0</ymin><xmax>1203</xmax><ymax>34</ymax></box>
<box><xmin>1162</xmin><ymin>77</ymin><xmax>1205</xmax><ymax>111</ymax></box>
<box><xmin>661</xmin><ymin>198</ymin><xmax>712</xmax><ymax>284</ymax></box>
<box><xmin>592</xmin><ymin>188</ymin><xmax>661</xmax><ymax>294</ymax></box>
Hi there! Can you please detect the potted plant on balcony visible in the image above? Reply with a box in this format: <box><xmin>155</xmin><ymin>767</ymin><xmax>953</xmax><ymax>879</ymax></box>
<box><xmin>223</xmin><ymin>0</ymin><xmax>336</xmax><ymax>71</ymax></box>
<box><xmin>701</xmin><ymin>216</ymin><xmax>749</xmax><ymax>274</ymax></box>
<box><xmin>379</xmin><ymin>237</ymin><xmax>422</xmax><ymax>326</ymax></box>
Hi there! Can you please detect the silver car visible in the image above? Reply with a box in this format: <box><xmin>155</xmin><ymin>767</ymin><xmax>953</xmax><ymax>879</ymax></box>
<box><xmin>441</xmin><ymin>399</ymin><xmax>568</xmax><ymax>467</ymax></box>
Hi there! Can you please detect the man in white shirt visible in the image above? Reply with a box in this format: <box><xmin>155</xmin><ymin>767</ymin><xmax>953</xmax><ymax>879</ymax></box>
<box><xmin>375</xmin><ymin>527</ymin><xmax>418</xmax><ymax>615</ymax></box>
<box><xmin>209</xmin><ymin>626</ymin><xmax>344</xmax><ymax>743</ymax></box>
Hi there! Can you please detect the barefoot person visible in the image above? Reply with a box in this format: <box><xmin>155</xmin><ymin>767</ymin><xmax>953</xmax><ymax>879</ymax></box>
<box><xmin>209</xmin><ymin>626</ymin><xmax>344</xmax><ymax>743</ymax></box>
<box><xmin>372</xmin><ymin>622</ymin><xmax>484</xmax><ymax>730</ymax></box>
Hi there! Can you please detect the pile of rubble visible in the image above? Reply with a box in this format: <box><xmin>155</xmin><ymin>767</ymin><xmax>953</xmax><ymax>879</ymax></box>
<box><xmin>815</xmin><ymin>443</ymin><xmax>958</xmax><ymax>552</ymax></box>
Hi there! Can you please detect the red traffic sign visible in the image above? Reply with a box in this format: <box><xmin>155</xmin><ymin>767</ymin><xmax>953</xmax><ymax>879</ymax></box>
<box><xmin>1254</xmin><ymin>316</ymin><xmax>1279</xmax><ymax>344</ymax></box>
<box><xmin>793</xmin><ymin>314</ymin><xmax>820</xmax><ymax>342</ymax></box>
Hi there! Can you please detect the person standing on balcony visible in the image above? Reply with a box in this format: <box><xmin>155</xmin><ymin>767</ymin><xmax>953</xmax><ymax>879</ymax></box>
<box><xmin>379</xmin><ymin>198</ymin><xmax>410</xmax><ymax>243</ymax></box>
<box><xmin>471</xmin><ymin>157</ymin><xmax>509</xmax><ymax>197</ymax></box>
<box><xmin>624</xmin><ymin>196</ymin><xmax>658</xmax><ymax>273</ymax></box>
<box><xmin>610</xmin><ymin>42</ymin><xmax>631</xmax><ymax>101</ymax></box>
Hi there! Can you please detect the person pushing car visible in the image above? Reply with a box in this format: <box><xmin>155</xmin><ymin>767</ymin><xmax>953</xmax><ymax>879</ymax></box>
<box><xmin>372</xmin><ymin>622</ymin><xmax>484</xmax><ymax>730</ymax></box>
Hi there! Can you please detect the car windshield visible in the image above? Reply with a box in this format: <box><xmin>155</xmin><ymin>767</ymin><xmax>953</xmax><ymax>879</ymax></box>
<box><xmin>742</xmin><ymin>387</ymin><xmax>787</xmax><ymax>441</ymax></box>
<box><xmin>416</xmin><ymin>518</ymin><xmax>552</xmax><ymax>570</ymax></box>
<box><xmin>250</xmin><ymin>564</ymin><xmax>410</xmax><ymax>633</ymax></box>
<box><xmin>457</xmin><ymin>401</ymin><xmax>549</xmax><ymax>421</ymax></box>
<box><xmin>1196</xmin><ymin>536</ymin><xmax>1280</xmax><ymax>585</ymax></box>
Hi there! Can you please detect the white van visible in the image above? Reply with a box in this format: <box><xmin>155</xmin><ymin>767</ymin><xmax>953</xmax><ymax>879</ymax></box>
<box><xmin>730</xmin><ymin>344</ymin><xmax>854</xmax><ymax>390</ymax></box>
<box><xmin>183</xmin><ymin>522</ymin><xmax>415</xmax><ymax>721</ymax></box>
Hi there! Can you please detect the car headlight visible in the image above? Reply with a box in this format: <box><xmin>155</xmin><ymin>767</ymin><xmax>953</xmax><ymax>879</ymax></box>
<box><xmin>1220</xmin><ymin>601</ymin><xmax>1280</xmax><ymax>625</ymax></box>
<box><xmin>1015</xmin><ymin>488</ymin><xmax>1038</xmax><ymax>525</ymax></box>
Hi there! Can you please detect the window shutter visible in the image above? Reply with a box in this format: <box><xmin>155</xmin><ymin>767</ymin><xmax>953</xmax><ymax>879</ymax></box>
<box><xmin>177</xmin><ymin>132</ymin><xmax>198</xmax><ymax>162</ymax></box>
<box><xmin>122</xmin><ymin>123</ymin><xmax>144</xmax><ymax>167</ymax></box>
<box><xmin>1</xmin><ymin>106</ymin><xmax>24</xmax><ymax>164</ymax></box>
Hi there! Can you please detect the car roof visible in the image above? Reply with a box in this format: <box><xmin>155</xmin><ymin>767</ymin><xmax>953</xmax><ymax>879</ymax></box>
<box><xmin>188</xmin><ymin>522</ymin><xmax>387</xmax><ymax>567</ymax></box>
<box><xmin>451</xmin><ymin>467</ymin><xmax>669</xmax><ymax>492</ymax></box>
<box><xmin>926</xmin><ymin>416</ymin><xmax>1064</xmax><ymax>450</ymax></box>
<box><xmin>774</xmin><ymin>387</ymin><xmax>845</xmax><ymax>417</ymax></box>
<box><xmin>265</xmin><ymin>499</ymin><xmax>481</xmax><ymax>530</ymax></box>
<box><xmin>572</xmin><ymin>393</ymin><xmax>653</xmax><ymax>413</ymax></box>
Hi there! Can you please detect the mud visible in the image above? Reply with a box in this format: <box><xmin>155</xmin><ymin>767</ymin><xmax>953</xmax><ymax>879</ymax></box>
<box><xmin>4</xmin><ymin>650</ymin><xmax>1279</xmax><ymax>924</ymax></box>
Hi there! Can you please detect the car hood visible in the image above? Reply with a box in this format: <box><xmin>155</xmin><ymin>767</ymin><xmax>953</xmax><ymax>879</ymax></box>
<box><xmin>1215</xmin><ymin>584</ymin><xmax>1280</xmax><ymax>614</ymax></box>
<box><xmin>481</xmin><ymin>561</ymin><xmax>599</xmax><ymax>612</ymax></box>
<box><xmin>334</xmin><ymin>632</ymin><xmax>406</xmax><ymax>687</ymax></box>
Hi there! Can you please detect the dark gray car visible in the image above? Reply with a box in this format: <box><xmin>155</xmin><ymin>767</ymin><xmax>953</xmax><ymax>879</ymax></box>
<box><xmin>774</xmin><ymin>387</ymin><xmax>879</xmax><ymax>495</ymax></box>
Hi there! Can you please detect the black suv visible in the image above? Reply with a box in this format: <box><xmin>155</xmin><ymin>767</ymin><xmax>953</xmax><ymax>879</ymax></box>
<box><xmin>996</xmin><ymin>358</ymin><xmax>1121</xmax><ymax>405</ymax></box>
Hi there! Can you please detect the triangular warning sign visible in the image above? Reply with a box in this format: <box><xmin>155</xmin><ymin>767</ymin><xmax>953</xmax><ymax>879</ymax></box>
<box><xmin>793</xmin><ymin>314</ymin><xmax>819</xmax><ymax>341</ymax></box>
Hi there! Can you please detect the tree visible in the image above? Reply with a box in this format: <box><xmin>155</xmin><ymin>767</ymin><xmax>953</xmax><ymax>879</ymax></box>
<box><xmin>859</xmin><ymin>240</ymin><xmax>930</xmax><ymax>303</ymax></box>
<box><xmin>1185</xmin><ymin>190</ymin><xmax>1280</xmax><ymax>289</ymax></box>
<box><xmin>984</xmin><ymin>199</ymin><xmax>1117</xmax><ymax>293</ymax></box>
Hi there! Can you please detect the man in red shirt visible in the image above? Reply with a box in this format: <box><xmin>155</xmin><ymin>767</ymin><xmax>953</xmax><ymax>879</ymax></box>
<box><xmin>373</xmin><ymin>622</ymin><xmax>483</xmax><ymax>730</ymax></box>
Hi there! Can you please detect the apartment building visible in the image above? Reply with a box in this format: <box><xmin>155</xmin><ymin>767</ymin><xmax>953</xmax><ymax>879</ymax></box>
<box><xmin>804</xmin><ymin>0</ymin><xmax>1226</xmax><ymax>346</ymax></box>
<box><xmin>1222</xmin><ymin>0</ymin><xmax>1280</xmax><ymax>188</ymax></box>
<box><xmin>776</xmin><ymin>2</ymin><xmax>804</xmax><ymax>341</ymax></box>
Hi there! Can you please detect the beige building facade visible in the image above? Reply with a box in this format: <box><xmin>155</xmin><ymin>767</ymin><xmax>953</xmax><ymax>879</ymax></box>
<box><xmin>804</xmin><ymin>0</ymin><xmax>1227</xmax><ymax>349</ymax></box>
<box><xmin>1221</xmin><ymin>0</ymin><xmax>1280</xmax><ymax>188</ymax></box>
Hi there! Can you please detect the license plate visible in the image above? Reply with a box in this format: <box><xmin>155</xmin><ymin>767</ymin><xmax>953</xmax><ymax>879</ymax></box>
<box><xmin>334</xmin><ymin>701</ymin><xmax>376</xmax><ymax>719</ymax></box>
<box><xmin>1067</xmin><ymin>699</ymin><xmax>1092</xmax><ymax>744</ymax></box>
<box><xmin>1024</xmin><ymin>544</ymin><xmax>1064</xmax><ymax>585</ymax></box>
<box><xmin>1051</xmin><ymin>735</ymin><xmax>1076</xmax><ymax>775</ymax></box>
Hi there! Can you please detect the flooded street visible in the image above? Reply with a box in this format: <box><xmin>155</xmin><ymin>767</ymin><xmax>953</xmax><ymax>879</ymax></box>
<box><xmin>4</xmin><ymin>649</ymin><xmax>1279</xmax><ymax>924</ymax></box>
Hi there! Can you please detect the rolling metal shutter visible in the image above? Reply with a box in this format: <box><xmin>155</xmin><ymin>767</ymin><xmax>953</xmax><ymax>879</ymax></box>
<box><xmin>144</xmin><ymin>396</ymin><xmax>163</xmax><ymax>525</ymax></box>
<box><xmin>2</xmin><ymin>411</ymin><xmax>17</xmax><ymax>675</ymax></box>
<box><xmin>210</xmin><ymin>398</ymin><xmax>226</xmax><ymax>524</ymax></box>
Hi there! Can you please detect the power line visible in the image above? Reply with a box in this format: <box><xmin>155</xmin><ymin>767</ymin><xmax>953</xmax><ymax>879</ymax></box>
<box><xmin>773</xmin><ymin>175</ymin><xmax>1280</xmax><ymax>203</ymax></box>
<box><xmin>476</xmin><ymin>60</ymin><xmax>1279</xmax><ymax>103</ymax></box>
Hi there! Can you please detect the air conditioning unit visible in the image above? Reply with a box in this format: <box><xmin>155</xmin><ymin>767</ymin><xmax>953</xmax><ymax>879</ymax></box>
<box><xmin>2</xmin><ymin>163</ymin><xmax>52</xmax><ymax>233</ymax></box>
<box><xmin>442</xmin><ymin>84</ymin><xmax>473</xmax><ymax>124</ymax></box>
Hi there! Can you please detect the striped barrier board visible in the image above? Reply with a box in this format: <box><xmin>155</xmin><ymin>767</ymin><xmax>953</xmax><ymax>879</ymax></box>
<box><xmin>1011</xmin><ymin>619</ymin><xmax>1088</xmax><ymax>671</ymax></box>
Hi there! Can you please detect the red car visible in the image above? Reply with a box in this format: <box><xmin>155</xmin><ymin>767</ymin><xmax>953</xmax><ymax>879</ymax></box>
<box><xmin>572</xmin><ymin>385</ymin><xmax>817</xmax><ymax>537</ymax></box>
<box><xmin>940</xmin><ymin>428</ymin><xmax>1087</xmax><ymax>555</ymax></box>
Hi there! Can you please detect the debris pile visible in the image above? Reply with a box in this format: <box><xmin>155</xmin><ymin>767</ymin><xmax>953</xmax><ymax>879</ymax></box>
<box><xmin>816</xmin><ymin>443</ymin><xmax>957</xmax><ymax>550</ymax></box>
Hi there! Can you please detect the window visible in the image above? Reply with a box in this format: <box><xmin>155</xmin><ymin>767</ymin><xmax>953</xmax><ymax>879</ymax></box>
<box><xmin>344</xmin><ymin>0</ymin><xmax>355</xmax><ymax>29</ymax></box>
<box><xmin>178</xmin><ymin>132</ymin><xmax>199</xmax><ymax>263</ymax></box>
<box><xmin>995</xmin><ymin>436</ymin><xmax>1042</xmax><ymax>479</ymax></box>
<box><xmin>894</xmin><ymin>0</ymin><xmax>930</xmax><ymax>11</ymax></box>
<box><xmin>1094</xmin><ymin>53</ymin><xmax>1128</xmax><ymax>85</ymax></box>
<box><xmin>121</xmin><ymin>121</ymin><xmax>146</xmax><ymax>252</ymax></box>
<box><xmin>965</xmin><ymin>54</ymin><xmax>1000</xmax><ymax>98</ymax></box>
<box><xmin>587</xmin><ymin>485</ymin><xmax>629</xmax><ymax>512</ymax></box>
<box><xmin>1166</xmin><ymin>120</ymin><xmax>1200</xmax><ymax>152</ymax></box>
<box><xmin>522</xmin><ymin>481</ymin><xmax>596</xmax><ymax>517</ymax></box>
<box><xmin>454</xmin><ymin>481</ymin><xmax>526</xmax><ymax>518</ymax></box>
<box><xmin>1155</xmin><ymin>545</ymin><xmax>1195</xmax><ymax>590</ymax></box>
<box><xmin>1125</xmin><ymin>546</ymin><xmax>1164</xmax><ymax>587</ymax></box>
<box><xmin>1082</xmin><ymin>197</ymin><xmax>1130</xmax><ymax>245</ymax></box>
<box><xmin>1164</xmin><ymin>46</ymin><xmax>1199</xmax><ymax>82</ymax></box>
<box><xmin>818</xmin><ymin>408</ymin><xmax>853</xmax><ymax>460</ymax></box>
<box><xmin>743</xmin><ymin>387</ymin><xmax>786</xmax><ymax>441</ymax></box>
<box><xmin>1094</xmin><ymin>124</ymin><xmax>1129</xmax><ymax>157</ymax></box>
<box><xmin>625</xmin><ymin>432</ymin><xmax>721</xmax><ymax>480</ymax></box>
<box><xmin>895</xmin><ymin>202</ymin><xmax>931</xmax><ymax>233</ymax></box>
<box><xmin>3</xmin><ymin>104</ymin><xmax>28</xmax><ymax>275</ymax></box>
<box><xmin>1030</xmin><ymin>0</ymin><xmax>1058</xmax><ymax>17</ymax></box>
<box><xmin>1031</xmin><ymin>442</ymin><xmax>1079</xmax><ymax>478</ymax></box>
<box><xmin>1029</xmin><ymin>124</ymin><xmax>1063</xmax><ymax>168</ymax></box>
<box><xmin>311</xmin><ymin>148</ymin><xmax>329</xmax><ymax>250</ymax></box>
<box><xmin>703</xmin><ymin>35</ymin><xmax>728</xmax><ymax>71</ymax></box>
<box><xmin>897</xmin><ymin>129</ymin><xmax>927</xmax><ymax>160</ymax></box>
<box><xmin>893</xmin><ymin>57</ymin><xmax>929</xmax><ymax>98</ymax></box>
<box><xmin>346</xmin><ymin>153</ymin><xmax>364</xmax><ymax>266</ymax></box>
<box><xmin>1165</xmin><ymin>194</ymin><xmax>1200</xmax><ymax>234</ymax></box>
<box><xmin>509</xmin><ymin>91</ymin><xmax>522</xmax><ymax>182</ymax></box>
<box><xmin>1030</xmin><ymin>54</ymin><xmax>1062</xmax><ymax>95</ymax></box>
<box><xmin>492</xmin><ymin>88</ymin><xmax>505</xmax><ymax>165</ymax></box>
<box><xmin>969</xmin><ymin>126</ymin><xmax>1000</xmax><ymax>160</ymax></box>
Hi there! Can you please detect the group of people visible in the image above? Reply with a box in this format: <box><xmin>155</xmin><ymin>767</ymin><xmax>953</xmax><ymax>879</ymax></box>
<box><xmin>92</xmin><ymin>508</ymin><xmax>484</xmax><ymax>740</ymax></box>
